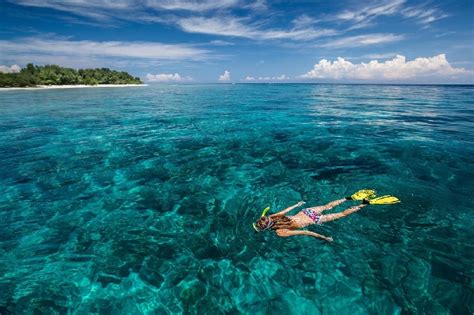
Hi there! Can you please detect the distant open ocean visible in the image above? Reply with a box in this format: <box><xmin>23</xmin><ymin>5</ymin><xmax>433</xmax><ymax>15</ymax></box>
<box><xmin>0</xmin><ymin>84</ymin><xmax>472</xmax><ymax>314</ymax></box>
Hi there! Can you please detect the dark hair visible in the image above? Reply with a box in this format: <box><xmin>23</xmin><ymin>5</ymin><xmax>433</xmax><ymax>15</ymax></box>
<box><xmin>270</xmin><ymin>215</ymin><xmax>291</xmax><ymax>230</ymax></box>
<box><xmin>255</xmin><ymin>215</ymin><xmax>291</xmax><ymax>231</ymax></box>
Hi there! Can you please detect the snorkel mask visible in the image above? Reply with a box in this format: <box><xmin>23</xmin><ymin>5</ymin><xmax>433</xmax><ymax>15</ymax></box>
<box><xmin>252</xmin><ymin>207</ymin><xmax>273</xmax><ymax>232</ymax></box>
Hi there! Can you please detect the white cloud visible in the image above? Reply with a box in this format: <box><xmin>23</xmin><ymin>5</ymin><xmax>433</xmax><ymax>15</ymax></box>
<box><xmin>273</xmin><ymin>74</ymin><xmax>289</xmax><ymax>80</ymax></box>
<box><xmin>244</xmin><ymin>74</ymin><xmax>289</xmax><ymax>81</ymax></box>
<box><xmin>9</xmin><ymin>1</ymin><xmax>338</xmax><ymax>43</ymax></box>
<box><xmin>218</xmin><ymin>70</ymin><xmax>231</xmax><ymax>81</ymax></box>
<box><xmin>400</xmin><ymin>5</ymin><xmax>448</xmax><ymax>25</ymax></box>
<box><xmin>13</xmin><ymin>0</ymin><xmax>335</xmax><ymax>42</ymax></box>
<box><xmin>146</xmin><ymin>0</ymin><xmax>240</xmax><ymax>12</ymax></box>
<box><xmin>244</xmin><ymin>0</ymin><xmax>267</xmax><ymax>11</ymax></box>
<box><xmin>208</xmin><ymin>40</ymin><xmax>234</xmax><ymax>46</ymax></box>
<box><xmin>336</xmin><ymin>0</ymin><xmax>405</xmax><ymax>24</ymax></box>
<box><xmin>10</xmin><ymin>0</ymin><xmax>258</xmax><ymax>20</ymax></box>
<box><xmin>301</xmin><ymin>54</ymin><xmax>468</xmax><ymax>82</ymax></box>
<box><xmin>146</xmin><ymin>73</ymin><xmax>192</xmax><ymax>82</ymax></box>
<box><xmin>0</xmin><ymin>37</ymin><xmax>208</xmax><ymax>63</ymax></box>
<box><xmin>333</xmin><ymin>0</ymin><xmax>446</xmax><ymax>29</ymax></box>
<box><xmin>0</xmin><ymin>64</ymin><xmax>21</xmax><ymax>73</ymax></box>
<box><xmin>176</xmin><ymin>16</ymin><xmax>338</xmax><ymax>41</ymax></box>
<box><xmin>10</xmin><ymin>0</ymin><xmax>126</xmax><ymax>20</ymax></box>
<box><xmin>292</xmin><ymin>15</ymin><xmax>319</xmax><ymax>28</ymax></box>
<box><xmin>320</xmin><ymin>34</ymin><xmax>403</xmax><ymax>48</ymax></box>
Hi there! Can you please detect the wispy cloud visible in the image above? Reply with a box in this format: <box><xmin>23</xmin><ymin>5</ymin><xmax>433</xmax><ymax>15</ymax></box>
<box><xmin>10</xmin><ymin>1</ymin><xmax>339</xmax><ymax>42</ymax></box>
<box><xmin>0</xmin><ymin>36</ymin><xmax>210</xmax><ymax>71</ymax></box>
<box><xmin>10</xmin><ymin>0</ymin><xmax>450</xmax><ymax>44</ymax></box>
<box><xmin>291</xmin><ymin>15</ymin><xmax>319</xmax><ymax>28</ymax></box>
<box><xmin>146</xmin><ymin>72</ymin><xmax>192</xmax><ymax>82</ymax></box>
<box><xmin>208</xmin><ymin>40</ymin><xmax>235</xmax><ymax>46</ymax></box>
<box><xmin>334</xmin><ymin>0</ymin><xmax>448</xmax><ymax>29</ymax></box>
<box><xmin>0</xmin><ymin>37</ymin><xmax>209</xmax><ymax>62</ymax></box>
<box><xmin>11</xmin><ymin>0</ymin><xmax>125</xmax><ymax>20</ymax></box>
<box><xmin>176</xmin><ymin>16</ymin><xmax>338</xmax><ymax>41</ymax></box>
<box><xmin>400</xmin><ymin>5</ymin><xmax>449</xmax><ymax>25</ymax></box>
<box><xmin>10</xmin><ymin>0</ymin><xmax>258</xmax><ymax>19</ymax></box>
<box><xmin>336</xmin><ymin>0</ymin><xmax>405</xmax><ymax>29</ymax></box>
<box><xmin>301</xmin><ymin>54</ymin><xmax>468</xmax><ymax>81</ymax></box>
<box><xmin>319</xmin><ymin>34</ymin><xmax>403</xmax><ymax>48</ymax></box>
<box><xmin>146</xmin><ymin>0</ymin><xmax>240</xmax><ymax>12</ymax></box>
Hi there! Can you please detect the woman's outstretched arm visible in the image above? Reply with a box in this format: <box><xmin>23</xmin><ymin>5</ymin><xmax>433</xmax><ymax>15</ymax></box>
<box><xmin>275</xmin><ymin>229</ymin><xmax>333</xmax><ymax>242</ymax></box>
<box><xmin>270</xmin><ymin>201</ymin><xmax>305</xmax><ymax>218</ymax></box>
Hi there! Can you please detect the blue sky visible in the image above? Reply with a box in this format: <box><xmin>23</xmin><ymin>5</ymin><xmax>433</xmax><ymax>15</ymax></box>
<box><xmin>1</xmin><ymin>0</ymin><xmax>473</xmax><ymax>83</ymax></box>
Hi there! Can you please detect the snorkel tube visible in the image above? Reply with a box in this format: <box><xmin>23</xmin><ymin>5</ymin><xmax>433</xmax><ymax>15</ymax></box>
<box><xmin>252</xmin><ymin>206</ymin><xmax>272</xmax><ymax>232</ymax></box>
<box><xmin>261</xmin><ymin>206</ymin><xmax>270</xmax><ymax>217</ymax></box>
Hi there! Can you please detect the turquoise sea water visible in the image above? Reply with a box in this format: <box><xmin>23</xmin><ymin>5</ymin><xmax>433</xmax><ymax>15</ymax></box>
<box><xmin>0</xmin><ymin>84</ymin><xmax>473</xmax><ymax>314</ymax></box>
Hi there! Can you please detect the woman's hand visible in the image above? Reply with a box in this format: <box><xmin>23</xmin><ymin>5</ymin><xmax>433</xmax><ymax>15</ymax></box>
<box><xmin>275</xmin><ymin>229</ymin><xmax>334</xmax><ymax>242</ymax></box>
<box><xmin>271</xmin><ymin>201</ymin><xmax>306</xmax><ymax>217</ymax></box>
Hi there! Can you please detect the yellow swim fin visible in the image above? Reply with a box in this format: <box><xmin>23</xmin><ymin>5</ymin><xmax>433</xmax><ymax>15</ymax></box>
<box><xmin>347</xmin><ymin>189</ymin><xmax>376</xmax><ymax>200</ymax></box>
<box><xmin>364</xmin><ymin>195</ymin><xmax>400</xmax><ymax>205</ymax></box>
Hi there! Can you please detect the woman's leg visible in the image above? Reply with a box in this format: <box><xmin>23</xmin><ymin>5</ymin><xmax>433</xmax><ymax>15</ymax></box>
<box><xmin>320</xmin><ymin>204</ymin><xmax>367</xmax><ymax>223</ymax></box>
<box><xmin>309</xmin><ymin>198</ymin><xmax>347</xmax><ymax>213</ymax></box>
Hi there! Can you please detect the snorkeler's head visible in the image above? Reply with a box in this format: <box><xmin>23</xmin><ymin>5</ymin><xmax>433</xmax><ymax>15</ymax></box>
<box><xmin>253</xmin><ymin>216</ymin><xmax>274</xmax><ymax>232</ymax></box>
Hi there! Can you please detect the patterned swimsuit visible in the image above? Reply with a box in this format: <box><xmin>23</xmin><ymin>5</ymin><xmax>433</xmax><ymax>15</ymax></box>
<box><xmin>302</xmin><ymin>208</ymin><xmax>323</xmax><ymax>225</ymax></box>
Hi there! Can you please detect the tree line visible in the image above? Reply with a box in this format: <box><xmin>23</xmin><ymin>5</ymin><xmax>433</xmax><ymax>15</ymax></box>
<box><xmin>0</xmin><ymin>64</ymin><xmax>143</xmax><ymax>87</ymax></box>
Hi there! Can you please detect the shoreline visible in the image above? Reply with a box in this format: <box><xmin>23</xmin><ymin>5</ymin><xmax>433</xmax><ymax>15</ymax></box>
<box><xmin>0</xmin><ymin>84</ymin><xmax>148</xmax><ymax>91</ymax></box>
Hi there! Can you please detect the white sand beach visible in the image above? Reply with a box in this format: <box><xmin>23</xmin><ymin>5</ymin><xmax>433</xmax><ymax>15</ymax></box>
<box><xmin>0</xmin><ymin>84</ymin><xmax>148</xmax><ymax>91</ymax></box>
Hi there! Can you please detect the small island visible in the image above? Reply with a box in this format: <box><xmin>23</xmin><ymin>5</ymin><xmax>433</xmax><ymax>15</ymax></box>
<box><xmin>0</xmin><ymin>64</ymin><xmax>143</xmax><ymax>88</ymax></box>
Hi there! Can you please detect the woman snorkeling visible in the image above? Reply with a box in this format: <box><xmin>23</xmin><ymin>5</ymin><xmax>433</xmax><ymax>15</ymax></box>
<box><xmin>252</xmin><ymin>189</ymin><xmax>400</xmax><ymax>242</ymax></box>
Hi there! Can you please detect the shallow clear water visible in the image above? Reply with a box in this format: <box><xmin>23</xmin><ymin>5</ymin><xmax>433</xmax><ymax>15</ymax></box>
<box><xmin>0</xmin><ymin>84</ymin><xmax>473</xmax><ymax>314</ymax></box>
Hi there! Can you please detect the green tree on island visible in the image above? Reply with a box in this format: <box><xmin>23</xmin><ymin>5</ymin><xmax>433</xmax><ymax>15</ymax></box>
<box><xmin>0</xmin><ymin>64</ymin><xmax>143</xmax><ymax>87</ymax></box>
